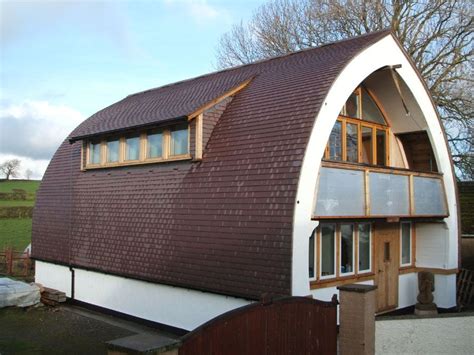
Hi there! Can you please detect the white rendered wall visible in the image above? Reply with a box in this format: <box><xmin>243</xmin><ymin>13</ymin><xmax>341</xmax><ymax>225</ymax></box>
<box><xmin>433</xmin><ymin>274</ymin><xmax>456</xmax><ymax>308</ymax></box>
<box><xmin>311</xmin><ymin>280</ymin><xmax>374</xmax><ymax>323</ymax></box>
<box><xmin>416</xmin><ymin>223</ymin><xmax>449</xmax><ymax>268</ymax></box>
<box><xmin>398</xmin><ymin>273</ymin><xmax>417</xmax><ymax>308</ymax></box>
<box><xmin>73</xmin><ymin>267</ymin><xmax>250</xmax><ymax>331</ymax></box>
<box><xmin>292</xmin><ymin>34</ymin><xmax>458</xmax><ymax>295</ymax></box>
<box><xmin>376</xmin><ymin>314</ymin><xmax>474</xmax><ymax>354</ymax></box>
<box><xmin>35</xmin><ymin>260</ymin><xmax>71</xmax><ymax>297</ymax></box>
<box><xmin>35</xmin><ymin>261</ymin><xmax>251</xmax><ymax>331</ymax></box>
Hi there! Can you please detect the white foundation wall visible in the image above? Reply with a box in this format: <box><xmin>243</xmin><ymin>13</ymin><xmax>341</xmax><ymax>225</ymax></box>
<box><xmin>398</xmin><ymin>273</ymin><xmax>417</xmax><ymax>308</ymax></box>
<box><xmin>35</xmin><ymin>260</ymin><xmax>72</xmax><ymax>297</ymax></box>
<box><xmin>399</xmin><ymin>273</ymin><xmax>456</xmax><ymax>309</ymax></box>
<box><xmin>311</xmin><ymin>280</ymin><xmax>374</xmax><ymax>323</ymax></box>
<box><xmin>35</xmin><ymin>261</ymin><xmax>252</xmax><ymax>331</ymax></box>
<box><xmin>433</xmin><ymin>274</ymin><xmax>456</xmax><ymax>308</ymax></box>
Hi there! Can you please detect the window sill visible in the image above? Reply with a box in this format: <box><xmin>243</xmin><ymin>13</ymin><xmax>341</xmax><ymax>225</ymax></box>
<box><xmin>84</xmin><ymin>154</ymin><xmax>192</xmax><ymax>170</ymax></box>
<box><xmin>310</xmin><ymin>272</ymin><xmax>375</xmax><ymax>289</ymax></box>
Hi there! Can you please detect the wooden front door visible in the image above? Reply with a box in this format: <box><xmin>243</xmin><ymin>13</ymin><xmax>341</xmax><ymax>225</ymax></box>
<box><xmin>375</xmin><ymin>222</ymin><xmax>399</xmax><ymax>312</ymax></box>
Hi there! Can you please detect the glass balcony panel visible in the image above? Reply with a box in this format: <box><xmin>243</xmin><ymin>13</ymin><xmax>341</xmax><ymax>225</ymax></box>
<box><xmin>414</xmin><ymin>176</ymin><xmax>447</xmax><ymax>215</ymax></box>
<box><xmin>315</xmin><ymin>167</ymin><xmax>365</xmax><ymax>216</ymax></box>
<box><xmin>369</xmin><ymin>172</ymin><xmax>409</xmax><ymax>215</ymax></box>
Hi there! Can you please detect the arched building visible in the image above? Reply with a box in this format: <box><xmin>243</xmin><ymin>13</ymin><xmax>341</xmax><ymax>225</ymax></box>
<box><xmin>32</xmin><ymin>30</ymin><xmax>459</xmax><ymax>331</ymax></box>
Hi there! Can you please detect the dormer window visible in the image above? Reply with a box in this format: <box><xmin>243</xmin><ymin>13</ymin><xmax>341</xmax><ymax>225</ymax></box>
<box><xmin>84</xmin><ymin>122</ymin><xmax>190</xmax><ymax>169</ymax></box>
<box><xmin>89</xmin><ymin>141</ymin><xmax>101</xmax><ymax>165</ymax></box>
<box><xmin>106</xmin><ymin>139</ymin><xmax>120</xmax><ymax>163</ymax></box>
<box><xmin>326</xmin><ymin>87</ymin><xmax>389</xmax><ymax>166</ymax></box>
<box><xmin>170</xmin><ymin>124</ymin><xmax>188</xmax><ymax>156</ymax></box>
<box><xmin>147</xmin><ymin>130</ymin><xmax>163</xmax><ymax>159</ymax></box>
<box><xmin>124</xmin><ymin>135</ymin><xmax>140</xmax><ymax>161</ymax></box>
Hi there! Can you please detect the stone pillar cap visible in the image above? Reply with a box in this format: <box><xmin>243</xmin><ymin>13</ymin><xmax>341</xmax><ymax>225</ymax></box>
<box><xmin>337</xmin><ymin>284</ymin><xmax>377</xmax><ymax>293</ymax></box>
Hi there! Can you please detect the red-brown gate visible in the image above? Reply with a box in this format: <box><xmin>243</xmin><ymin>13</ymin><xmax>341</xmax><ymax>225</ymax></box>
<box><xmin>179</xmin><ymin>296</ymin><xmax>337</xmax><ymax>355</ymax></box>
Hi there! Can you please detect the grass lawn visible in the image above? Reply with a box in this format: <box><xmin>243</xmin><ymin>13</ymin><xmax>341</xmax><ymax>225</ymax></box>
<box><xmin>0</xmin><ymin>200</ymin><xmax>35</xmax><ymax>207</ymax></box>
<box><xmin>0</xmin><ymin>218</ymin><xmax>32</xmax><ymax>251</ymax></box>
<box><xmin>0</xmin><ymin>180</ymin><xmax>40</xmax><ymax>194</ymax></box>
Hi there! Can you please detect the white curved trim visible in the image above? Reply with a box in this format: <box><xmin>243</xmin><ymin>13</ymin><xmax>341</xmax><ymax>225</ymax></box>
<box><xmin>291</xmin><ymin>34</ymin><xmax>458</xmax><ymax>296</ymax></box>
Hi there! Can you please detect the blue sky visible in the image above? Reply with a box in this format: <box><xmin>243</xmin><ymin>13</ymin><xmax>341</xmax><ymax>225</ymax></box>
<box><xmin>0</xmin><ymin>0</ymin><xmax>267</xmax><ymax>178</ymax></box>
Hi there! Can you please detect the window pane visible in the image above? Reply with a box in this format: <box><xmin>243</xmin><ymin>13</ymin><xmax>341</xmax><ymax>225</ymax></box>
<box><xmin>401</xmin><ymin>223</ymin><xmax>411</xmax><ymax>265</ymax></box>
<box><xmin>148</xmin><ymin>132</ymin><xmax>163</xmax><ymax>158</ymax></box>
<box><xmin>376</xmin><ymin>129</ymin><xmax>386</xmax><ymax>166</ymax></box>
<box><xmin>361</xmin><ymin>126</ymin><xmax>373</xmax><ymax>164</ymax></box>
<box><xmin>107</xmin><ymin>139</ymin><xmax>120</xmax><ymax>163</ymax></box>
<box><xmin>321</xmin><ymin>225</ymin><xmax>335</xmax><ymax>277</ymax></box>
<box><xmin>358</xmin><ymin>223</ymin><xmax>371</xmax><ymax>272</ymax></box>
<box><xmin>90</xmin><ymin>142</ymin><xmax>101</xmax><ymax>164</ymax></box>
<box><xmin>340</xmin><ymin>224</ymin><xmax>354</xmax><ymax>274</ymax></box>
<box><xmin>328</xmin><ymin>121</ymin><xmax>342</xmax><ymax>161</ymax></box>
<box><xmin>125</xmin><ymin>136</ymin><xmax>140</xmax><ymax>161</ymax></box>
<box><xmin>345</xmin><ymin>92</ymin><xmax>360</xmax><ymax>118</ymax></box>
<box><xmin>309</xmin><ymin>230</ymin><xmax>315</xmax><ymax>278</ymax></box>
<box><xmin>170</xmin><ymin>125</ymin><xmax>188</xmax><ymax>156</ymax></box>
<box><xmin>362</xmin><ymin>89</ymin><xmax>386</xmax><ymax>124</ymax></box>
<box><xmin>346</xmin><ymin>123</ymin><xmax>358</xmax><ymax>162</ymax></box>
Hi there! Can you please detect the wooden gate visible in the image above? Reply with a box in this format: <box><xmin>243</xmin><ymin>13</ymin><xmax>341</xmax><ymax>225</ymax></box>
<box><xmin>179</xmin><ymin>296</ymin><xmax>337</xmax><ymax>355</ymax></box>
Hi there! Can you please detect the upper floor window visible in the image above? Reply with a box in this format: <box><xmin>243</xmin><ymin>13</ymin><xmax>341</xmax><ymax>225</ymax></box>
<box><xmin>85</xmin><ymin>123</ymin><xmax>190</xmax><ymax>169</ymax></box>
<box><xmin>326</xmin><ymin>87</ymin><xmax>389</xmax><ymax>166</ymax></box>
<box><xmin>170</xmin><ymin>124</ymin><xmax>189</xmax><ymax>156</ymax></box>
<box><xmin>125</xmin><ymin>135</ymin><xmax>140</xmax><ymax>161</ymax></box>
<box><xmin>89</xmin><ymin>141</ymin><xmax>101</xmax><ymax>165</ymax></box>
<box><xmin>106</xmin><ymin>139</ymin><xmax>120</xmax><ymax>163</ymax></box>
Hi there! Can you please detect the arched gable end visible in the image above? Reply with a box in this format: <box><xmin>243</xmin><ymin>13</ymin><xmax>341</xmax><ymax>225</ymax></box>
<box><xmin>292</xmin><ymin>34</ymin><xmax>458</xmax><ymax>296</ymax></box>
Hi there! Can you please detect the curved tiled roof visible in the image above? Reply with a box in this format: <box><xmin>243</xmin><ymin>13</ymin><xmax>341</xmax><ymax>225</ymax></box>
<box><xmin>32</xmin><ymin>30</ymin><xmax>391</xmax><ymax>300</ymax></box>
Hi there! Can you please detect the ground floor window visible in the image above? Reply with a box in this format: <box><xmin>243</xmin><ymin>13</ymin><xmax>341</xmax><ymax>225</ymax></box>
<box><xmin>309</xmin><ymin>222</ymin><xmax>373</xmax><ymax>280</ymax></box>
<box><xmin>400</xmin><ymin>222</ymin><xmax>412</xmax><ymax>266</ymax></box>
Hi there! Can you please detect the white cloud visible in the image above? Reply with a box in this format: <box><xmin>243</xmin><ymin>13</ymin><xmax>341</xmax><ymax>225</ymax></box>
<box><xmin>0</xmin><ymin>100</ymin><xmax>85</xmax><ymax>178</ymax></box>
<box><xmin>0</xmin><ymin>153</ymin><xmax>50</xmax><ymax>180</ymax></box>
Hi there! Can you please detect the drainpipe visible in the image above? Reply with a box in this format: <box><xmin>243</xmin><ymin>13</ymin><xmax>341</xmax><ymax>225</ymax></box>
<box><xmin>69</xmin><ymin>267</ymin><xmax>75</xmax><ymax>300</ymax></box>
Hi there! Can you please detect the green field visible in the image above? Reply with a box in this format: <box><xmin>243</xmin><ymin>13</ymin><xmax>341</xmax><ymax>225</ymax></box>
<box><xmin>0</xmin><ymin>180</ymin><xmax>40</xmax><ymax>194</ymax></box>
<box><xmin>0</xmin><ymin>200</ymin><xmax>35</xmax><ymax>207</ymax></box>
<box><xmin>0</xmin><ymin>219</ymin><xmax>32</xmax><ymax>251</ymax></box>
<box><xmin>0</xmin><ymin>180</ymin><xmax>40</xmax><ymax>251</ymax></box>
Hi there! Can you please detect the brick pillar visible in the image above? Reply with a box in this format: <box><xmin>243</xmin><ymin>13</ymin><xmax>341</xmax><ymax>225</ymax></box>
<box><xmin>337</xmin><ymin>284</ymin><xmax>377</xmax><ymax>355</ymax></box>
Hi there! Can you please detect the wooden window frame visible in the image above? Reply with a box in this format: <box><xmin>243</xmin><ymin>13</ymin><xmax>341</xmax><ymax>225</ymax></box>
<box><xmin>357</xmin><ymin>222</ymin><xmax>372</xmax><ymax>274</ymax></box>
<box><xmin>168</xmin><ymin>123</ymin><xmax>190</xmax><ymax>159</ymax></box>
<box><xmin>319</xmin><ymin>223</ymin><xmax>337</xmax><ymax>280</ymax></box>
<box><xmin>313</xmin><ymin>222</ymin><xmax>374</xmax><ymax>283</ymax></box>
<box><xmin>309</xmin><ymin>230</ymin><xmax>317</xmax><ymax>281</ymax></box>
<box><xmin>400</xmin><ymin>221</ymin><xmax>414</xmax><ymax>268</ymax></box>
<box><xmin>325</xmin><ymin>87</ymin><xmax>390</xmax><ymax>167</ymax></box>
<box><xmin>83</xmin><ymin>123</ymin><xmax>192</xmax><ymax>170</ymax></box>
<box><xmin>339</xmin><ymin>223</ymin><xmax>355</xmax><ymax>277</ymax></box>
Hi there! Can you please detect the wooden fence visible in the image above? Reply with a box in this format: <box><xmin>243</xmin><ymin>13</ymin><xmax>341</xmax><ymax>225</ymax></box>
<box><xmin>178</xmin><ymin>296</ymin><xmax>337</xmax><ymax>355</ymax></box>
<box><xmin>0</xmin><ymin>248</ymin><xmax>34</xmax><ymax>277</ymax></box>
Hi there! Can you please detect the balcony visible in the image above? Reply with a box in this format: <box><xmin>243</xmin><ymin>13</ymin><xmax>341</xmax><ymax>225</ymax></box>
<box><xmin>313</xmin><ymin>161</ymin><xmax>448</xmax><ymax>219</ymax></box>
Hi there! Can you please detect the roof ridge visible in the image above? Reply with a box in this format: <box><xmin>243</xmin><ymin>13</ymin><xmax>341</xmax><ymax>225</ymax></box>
<box><xmin>128</xmin><ymin>28</ymin><xmax>392</xmax><ymax>98</ymax></box>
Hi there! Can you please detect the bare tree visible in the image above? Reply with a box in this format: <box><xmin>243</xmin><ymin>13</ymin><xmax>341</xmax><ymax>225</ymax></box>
<box><xmin>216</xmin><ymin>0</ymin><xmax>473</xmax><ymax>178</ymax></box>
<box><xmin>0</xmin><ymin>159</ymin><xmax>21</xmax><ymax>180</ymax></box>
<box><xmin>25</xmin><ymin>169</ymin><xmax>33</xmax><ymax>180</ymax></box>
